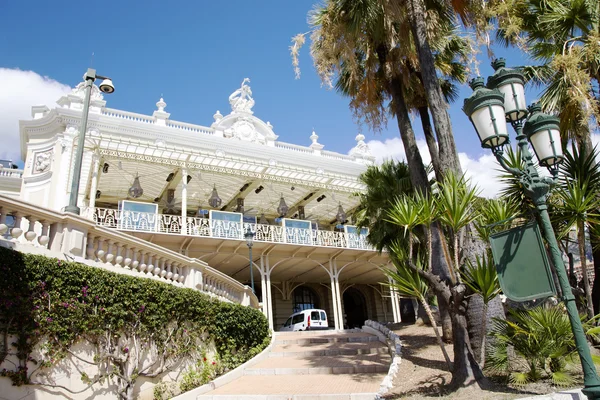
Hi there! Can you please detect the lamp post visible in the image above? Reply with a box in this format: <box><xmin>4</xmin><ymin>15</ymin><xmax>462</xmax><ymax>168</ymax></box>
<box><xmin>244</xmin><ymin>225</ymin><xmax>255</xmax><ymax>293</ymax></box>
<box><xmin>65</xmin><ymin>68</ymin><xmax>115</xmax><ymax>215</ymax></box>
<box><xmin>463</xmin><ymin>58</ymin><xmax>600</xmax><ymax>399</ymax></box>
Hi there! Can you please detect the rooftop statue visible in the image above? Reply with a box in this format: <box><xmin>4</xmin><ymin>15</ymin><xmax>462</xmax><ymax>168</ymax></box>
<box><xmin>229</xmin><ymin>78</ymin><xmax>255</xmax><ymax>114</ymax></box>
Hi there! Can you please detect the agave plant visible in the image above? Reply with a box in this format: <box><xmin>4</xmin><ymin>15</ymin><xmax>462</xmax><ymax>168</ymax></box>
<box><xmin>384</xmin><ymin>244</ymin><xmax>452</xmax><ymax>370</ymax></box>
<box><xmin>461</xmin><ymin>255</ymin><xmax>501</xmax><ymax>368</ymax></box>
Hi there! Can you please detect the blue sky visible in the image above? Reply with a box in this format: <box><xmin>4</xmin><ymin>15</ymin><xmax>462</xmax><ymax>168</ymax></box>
<box><xmin>0</xmin><ymin>1</ymin><xmax>542</xmax><ymax>196</ymax></box>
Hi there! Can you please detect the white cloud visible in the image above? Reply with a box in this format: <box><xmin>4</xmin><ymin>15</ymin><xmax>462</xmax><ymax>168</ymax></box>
<box><xmin>366</xmin><ymin>137</ymin><xmax>506</xmax><ymax>198</ymax></box>
<box><xmin>0</xmin><ymin>68</ymin><xmax>71</xmax><ymax>163</ymax></box>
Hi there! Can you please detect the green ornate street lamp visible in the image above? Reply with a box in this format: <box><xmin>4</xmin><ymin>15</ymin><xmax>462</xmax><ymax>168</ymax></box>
<box><xmin>463</xmin><ymin>58</ymin><xmax>600</xmax><ymax>399</ymax></box>
<box><xmin>65</xmin><ymin>68</ymin><xmax>115</xmax><ymax>215</ymax></box>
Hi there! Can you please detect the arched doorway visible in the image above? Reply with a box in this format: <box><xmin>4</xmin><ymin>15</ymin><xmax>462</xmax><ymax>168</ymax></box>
<box><xmin>343</xmin><ymin>288</ymin><xmax>367</xmax><ymax>329</ymax></box>
<box><xmin>292</xmin><ymin>286</ymin><xmax>320</xmax><ymax>313</ymax></box>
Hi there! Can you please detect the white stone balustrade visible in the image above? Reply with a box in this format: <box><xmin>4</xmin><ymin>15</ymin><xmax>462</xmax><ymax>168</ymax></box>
<box><xmin>93</xmin><ymin>208</ymin><xmax>373</xmax><ymax>251</ymax></box>
<box><xmin>0</xmin><ymin>195</ymin><xmax>258</xmax><ymax>308</ymax></box>
<box><xmin>0</xmin><ymin>169</ymin><xmax>23</xmax><ymax>178</ymax></box>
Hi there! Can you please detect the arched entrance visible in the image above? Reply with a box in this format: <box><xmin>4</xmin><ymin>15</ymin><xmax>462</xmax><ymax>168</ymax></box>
<box><xmin>292</xmin><ymin>286</ymin><xmax>320</xmax><ymax>313</ymax></box>
<box><xmin>343</xmin><ymin>288</ymin><xmax>367</xmax><ymax>329</ymax></box>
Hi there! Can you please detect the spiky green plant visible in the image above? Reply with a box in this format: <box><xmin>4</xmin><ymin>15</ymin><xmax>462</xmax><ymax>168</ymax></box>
<box><xmin>384</xmin><ymin>245</ymin><xmax>452</xmax><ymax>370</ymax></box>
<box><xmin>487</xmin><ymin>305</ymin><xmax>600</xmax><ymax>385</ymax></box>
<box><xmin>387</xmin><ymin>195</ymin><xmax>421</xmax><ymax>260</ymax></box>
<box><xmin>435</xmin><ymin>172</ymin><xmax>480</xmax><ymax>282</ymax></box>
<box><xmin>461</xmin><ymin>255</ymin><xmax>501</xmax><ymax>368</ymax></box>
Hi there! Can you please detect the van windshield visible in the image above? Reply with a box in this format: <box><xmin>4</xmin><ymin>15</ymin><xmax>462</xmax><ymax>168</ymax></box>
<box><xmin>284</xmin><ymin>317</ymin><xmax>292</xmax><ymax>327</ymax></box>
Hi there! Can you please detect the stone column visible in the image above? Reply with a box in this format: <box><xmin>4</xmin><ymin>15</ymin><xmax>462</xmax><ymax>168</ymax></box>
<box><xmin>265</xmin><ymin>255</ymin><xmax>275</xmax><ymax>331</ymax></box>
<box><xmin>181</xmin><ymin>167</ymin><xmax>188</xmax><ymax>235</ymax></box>
<box><xmin>87</xmin><ymin>154</ymin><xmax>101</xmax><ymax>214</ymax></box>
<box><xmin>260</xmin><ymin>256</ymin><xmax>268</xmax><ymax>318</ymax></box>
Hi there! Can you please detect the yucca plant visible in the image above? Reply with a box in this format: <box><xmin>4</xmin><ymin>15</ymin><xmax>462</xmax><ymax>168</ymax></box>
<box><xmin>461</xmin><ymin>255</ymin><xmax>501</xmax><ymax>368</ymax></box>
<box><xmin>435</xmin><ymin>172</ymin><xmax>480</xmax><ymax>283</ymax></box>
<box><xmin>387</xmin><ymin>195</ymin><xmax>421</xmax><ymax>260</ymax></box>
<box><xmin>412</xmin><ymin>189</ymin><xmax>439</xmax><ymax>271</ymax></box>
<box><xmin>474</xmin><ymin>197</ymin><xmax>523</xmax><ymax>246</ymax></box>
<box><xmin>384</xmin><ymin>245</ymin><xmax>452</xmax><ymax>370</ymax></box>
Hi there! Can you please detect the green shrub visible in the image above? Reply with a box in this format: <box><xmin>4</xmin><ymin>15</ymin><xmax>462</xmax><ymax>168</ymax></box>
<box><xmin>0</xmin><ymin>247</ymin><xmax>270</xmax><ymax>399</ymax></box>
<box><xmin>487</xmin><ymin>305</ymin><xmax>598</xmax><ymax>386</ymax></box>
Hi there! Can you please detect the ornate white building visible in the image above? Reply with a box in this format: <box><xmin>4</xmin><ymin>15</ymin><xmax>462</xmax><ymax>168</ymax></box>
<box><xmin>0</xmin><ymin>78</ymin><xmax>406</xmax><ymax>331</ymax></box>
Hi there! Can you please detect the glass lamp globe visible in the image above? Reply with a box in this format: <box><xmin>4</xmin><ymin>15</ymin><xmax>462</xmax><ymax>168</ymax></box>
<box><xmin>523</xmin><ymin>103</ymin><xmax>563</xmax><ymax>168</ymax></box>
<box><xmin>487</xmin><ymin>58</ymin><xmax>528</xmax><ymax>122</ymax></box>
<box><xmin>462</xmin><ymin>77</ymin><xmax>509</xmax><ymax>149</ymax></box>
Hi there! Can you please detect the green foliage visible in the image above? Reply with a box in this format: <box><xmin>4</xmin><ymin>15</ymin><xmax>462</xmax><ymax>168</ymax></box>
<box><xmin>383</xmin><ymin>252</ymin><xmax>428</xmax><ymax>301</ymax></box>
<box><xmin>461</xmin><ymin>255</ymin><xmax>501</xmax><ymax>304</ymax></box>
<box><xmin>487</xmin><ymin>305</ymin><xmax>597</xmax><ymax>385</ymax></box>
<box><xmin>0</xmin><ymin>247</ymin><xmax>270</xmax><ymax>398</ymax></box>
<box><xmin>435</xmin><ymin>172</ymin><xmax>480</xmax><ymax>234</ymax></box>
<box><xmin>474</xmin><ymin>197</ymin><xmax>522</xmax><ymax>244</ymax></box>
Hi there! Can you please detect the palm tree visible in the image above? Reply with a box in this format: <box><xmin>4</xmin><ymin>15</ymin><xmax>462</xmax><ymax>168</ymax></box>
<box><xmin>354</xmin><ymin>161</ymin><xmax>413</xmax><ymax>252</ymax></box>
<box><xmin>493</xmin><ymin>0</ymin><xmax>600</xmax><ymax>154</ymax></box>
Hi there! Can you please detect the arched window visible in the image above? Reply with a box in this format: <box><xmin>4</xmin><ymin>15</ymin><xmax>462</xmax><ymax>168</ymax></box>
<box><xmin>293</xmin><ymin>286</ymin><xmax>319</xmax><ymax>312</ymax></box>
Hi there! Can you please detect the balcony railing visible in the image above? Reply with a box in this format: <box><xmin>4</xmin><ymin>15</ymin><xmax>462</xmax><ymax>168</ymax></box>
<box><xmin>92</xmin><ymin>208</ymin><xmax>373</xmax><ymax>251</ymax></box>
<box><xmin>0</xmin><ymin>196</ymin><xmax>258</xmax><ymax>308</ymax></box>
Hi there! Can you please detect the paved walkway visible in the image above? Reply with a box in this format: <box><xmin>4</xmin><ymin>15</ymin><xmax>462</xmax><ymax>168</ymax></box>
<box><xmin>197</xmin><ymin>330</ymin><xmax>390</xmax><ymax>400</ymax></box>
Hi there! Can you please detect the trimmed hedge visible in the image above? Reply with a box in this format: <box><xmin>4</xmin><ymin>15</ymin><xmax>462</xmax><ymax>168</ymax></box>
<box><xmin>0</xmin><ymin>246</ymin><xmax>269</xmax><ymax>396</ymax></box>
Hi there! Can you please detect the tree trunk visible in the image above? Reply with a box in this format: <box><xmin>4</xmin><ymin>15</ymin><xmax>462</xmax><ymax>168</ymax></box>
<box><xmin>467</xmin><ymin>295</ymin><xmax>505</xmax><ymax>365</ymax></box>
<box><xmin>449</xmin><ymin>289</ymin><xmax>485</xmax><ymax>387</ymax></box>
<box><xmin>407</xmin><ymin>0</ymin><xmax>462</xmax><ymax>176</ymax></box>
<box><xmin>418</xmin><ymin>106</ymin><xmax>442</xmax><ymax>181</ymax></box>
<box><xmin>391</xmin><ymin>76</ymin><xmax>453</xmax><ymax>341</ymax></box>
<box><xmin>579</xmin><ymin>220</ymin><xmax>594</xmax><ymax>319</ymax></box>
<box><xmin>421</xmin><ymin>297</ymin><xmax>452</xmax><ymax>370</ymax></box>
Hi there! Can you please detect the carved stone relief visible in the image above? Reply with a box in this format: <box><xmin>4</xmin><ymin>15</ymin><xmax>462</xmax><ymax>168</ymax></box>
<box><xmin>32</xmin><ymin>150</ymin><xmax>53</xmax><ymax>175</ymax></box>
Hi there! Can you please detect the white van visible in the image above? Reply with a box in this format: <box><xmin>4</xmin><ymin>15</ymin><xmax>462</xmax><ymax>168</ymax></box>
<box><xmin>280</xmin><ymin>309</ymin><xmax>328</xmax><ymax>332</ymax></box>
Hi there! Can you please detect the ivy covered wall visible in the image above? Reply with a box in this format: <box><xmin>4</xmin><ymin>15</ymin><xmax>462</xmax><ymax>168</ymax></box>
<box><xmin>0</xmin><ymin>246</ymin><xmax>270</xmax><ymax>400</ymax></box>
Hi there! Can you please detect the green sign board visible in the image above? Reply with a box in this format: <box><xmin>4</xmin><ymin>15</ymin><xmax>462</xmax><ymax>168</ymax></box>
<box><xmin>489</xmin><ymin>222</ymin><xmax>556</xmax><ymax>302</ymax></box>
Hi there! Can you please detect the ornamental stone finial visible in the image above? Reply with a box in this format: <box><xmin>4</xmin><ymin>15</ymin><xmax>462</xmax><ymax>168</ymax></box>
<box><xmin>156</xmin><ymin>97</ymin><xmax>166</xmax><ymax>112</ymax></box>
<box><xmin>213</xmin><ymin>110</ymin><xmax>223</xmax><ymax>122</ymax></box>
<box><xmin>350</xmin><ymin>132</ymin><xmax>373</xmax><ymax>161</ymax></box>
<box><xmin>309</xmin><ymin>129</ymin><xmax>324</xmax><ymax>151</ymax></box>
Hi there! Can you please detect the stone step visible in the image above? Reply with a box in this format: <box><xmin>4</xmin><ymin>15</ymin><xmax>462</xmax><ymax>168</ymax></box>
<box><xmin>275</xmin><ymin>333</ymin><xmax>380</xmax><ymax>346</ymax></box>
<box><xmin>245</xmin><ymin>354</ymin><xmax>391</xmax><ymax>375</ymax></box>
<box><xmin>270</xmin><ymin>341</ymin><xmax>388</xmax><ymax>357</ymax></box>
<box><xmin>196</xmin><ymin>395</ymin><xmax>376</xmax><ymax>400</ymax></box>
<box><xmin>196</xmin><ymin>374</ymin><xmax>385</xmax><ymax>399</ymax></box>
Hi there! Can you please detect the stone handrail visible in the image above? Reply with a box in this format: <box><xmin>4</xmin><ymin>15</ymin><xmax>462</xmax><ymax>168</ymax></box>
<box><xmin>0</xmin><ymin>195</ymin><xmax>258</xmax><ymax>308</ymax></box>
<box><xmin>0</xmin><ymin>169</ymin><xmax>23</xmax><ymax>178</ymax></box>
<box><xmin>321</xmin><ymin>150</ymin><xmax>355</xmax><ymax>161</ymax></box>
<box><xmin>102</xmin><ymin>108</ymin><xmax>155</xmax><ymax>124</ymax></box>
<box><xmin>364</xmin><ymin>320</ymin><xmax>402</xmax><ymax>398</ymax></box>
<box><xmin>166</xmin><ymin>120</ymin><xmax>214</xmax><ymax>135</ymax></box>
<box><xmin>274</xmin><ymin>142</ymin><xmax>315</xmax><ymax>154</ymax></box>
<box><xmin>92</xmin><ymin>208</ymin><xmax>374</xmax><ymax>251</ymax></box>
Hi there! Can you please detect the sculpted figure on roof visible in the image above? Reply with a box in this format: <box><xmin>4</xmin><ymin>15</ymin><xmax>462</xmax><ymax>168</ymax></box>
<box><xmin>229</xmin><ymin>78</ymin><xmax>255</xmax><ymax>114</ymax></box>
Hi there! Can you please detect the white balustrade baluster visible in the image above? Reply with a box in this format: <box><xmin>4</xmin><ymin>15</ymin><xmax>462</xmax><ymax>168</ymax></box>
<box><xmin>105</xmin><ymin>241</ymin><xmax>115</xmax><ymax>265</ymax></box>
<box><xmin>165</xmin><ymin>261</ymin><xmax>173</xmax><ymax>280</ymax></box>
<box><xmin>96</xmin><ymin>238</ymin><xmax>106</xmax><ymax>261</ymax></box>
<box><xmin>138</xmin><ymin>252</ymin><xmax>147</xmax><ymax>273</ymax></box>
<box><xmin>123</xmin><ymin>247</ymin><xmax>132</xmax><ymax>270</ymax></box>
<box><xmin>114</xmin><ymin>244</ymin><xmax>124</xmax><ymax>268</ymax></box>
<box><xmin>146</xmin><ymin>254</ymin><xmax>155</xmax><ymax>276</ymax></box>
<box><xmin>86</xmin><ymin>234</ymin><xmax>96</xmax><ymax>260</ymax></box>
<box><xmin>154</xmin><ymin>258</ymin><xmax>163</xmax><ymax>277</ymax></box>
<box><xmin>161</xmin><ymin>260</ymin><xmax>169</xmax><ymax>279</ymax></box>
<box><xmin>131</xmin><ymin>249</ymin><xmax>139</xmax><ymax>270</ymax></box>
<box><xmin>10</xmin><ymin>213</ymin><xmax>23</xmax><ymax>241</ymax></box>
<box><xmin>38</xmin><ymin>221</ymin><xmax>51</xmax><ymax>247</ymax></box>
<box><xmin>24</xmin><ymin>216</ymin><xmax>37</xmax><ymax>242</ymax></box>
<box><xmin>0</xmin><ymin>207</ymin><xmax>8</xmax><ymax>236</ymax></box>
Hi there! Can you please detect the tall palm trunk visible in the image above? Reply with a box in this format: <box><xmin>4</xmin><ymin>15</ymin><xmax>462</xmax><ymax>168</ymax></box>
<box><xmin>420</xmin><ymin>297</ymin><xmax>452</xmax><ymax>370</ymax></box>
<box><xmin>418</xmin><ymin>106</ymin><xmax>442</xmax><ymax>181</ymax></box>
<box><xmin>579</xmin><ymin>220</ymin><xmax>594</xmax><ymax>319</ymax></box>
<box><xmin>391</xmin><ymin>76</ymin><xmax>453</xmax><ymax>341</ymax></box>
<box><xmin>406</xmin><ymin>0</ymin><xmax>462</xmax><ymax>176</ymax></box>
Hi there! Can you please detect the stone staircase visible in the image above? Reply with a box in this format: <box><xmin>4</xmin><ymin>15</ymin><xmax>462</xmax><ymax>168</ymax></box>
<box><xmin>197</xmin><ymin>330</ymin><xmax>390</xmax><ymax>400</ymax></box>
